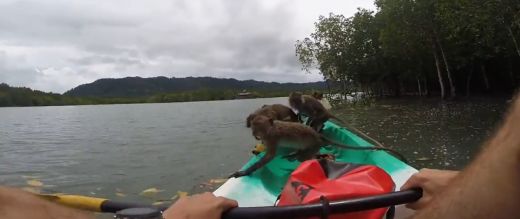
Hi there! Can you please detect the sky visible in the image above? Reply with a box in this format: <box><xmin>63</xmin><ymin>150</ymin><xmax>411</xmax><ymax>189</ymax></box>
<box><xmin>0</xmin><ymin>0</ymin><xmax>376</xmax><ymax>93</ymax></box>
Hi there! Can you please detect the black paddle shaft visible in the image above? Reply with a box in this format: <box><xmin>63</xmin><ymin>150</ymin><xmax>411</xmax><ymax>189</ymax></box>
<box><xmin>98</xmin><ymin>189</ymin><xmax>422</xmax><ymax>218</ymax></box>
<box><xmin>222</xmin><ymin>189</ymin><xmax>422</xmax><ymax>219</ymax></box>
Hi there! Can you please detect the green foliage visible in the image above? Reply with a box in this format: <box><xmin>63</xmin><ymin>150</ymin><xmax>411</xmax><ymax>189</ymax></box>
<box><xmin>0</xmin><ymin>82</ymin><xmax>325</xmax><ymax>107</ymax></box>
<box><xmin>296</xmin><ymin>0</ymin><xmax>520</xmax><ymax>98</ymax></box>
<box><xmin>65</xmin><ymin>76</ymin><xmax>325</xmax><ymax>98</ymax></box>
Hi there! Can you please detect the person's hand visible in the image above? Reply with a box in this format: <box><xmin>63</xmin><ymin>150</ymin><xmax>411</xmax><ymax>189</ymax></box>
<box><xmin>162</xmin><ymin>192</ymin><xmax>238</xmax><ymax>219</ymax></box>
<box><xmin>401</xmin><ymin>168</ymin><xmax>459</xmax><ymax>210</ymax></box>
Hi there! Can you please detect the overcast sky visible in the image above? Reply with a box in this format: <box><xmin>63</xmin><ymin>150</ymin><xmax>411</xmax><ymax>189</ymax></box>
<box><xmin>0</xmin><ymin>0</ymin><xmax>376</xmax><ymax>93</ymax></box>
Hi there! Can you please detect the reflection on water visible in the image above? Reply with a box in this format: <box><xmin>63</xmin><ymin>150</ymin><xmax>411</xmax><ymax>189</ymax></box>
<box><xmin>333</xmin><ymin>97</ymin><xmax>507</xmax><ymax>169</ymax></box>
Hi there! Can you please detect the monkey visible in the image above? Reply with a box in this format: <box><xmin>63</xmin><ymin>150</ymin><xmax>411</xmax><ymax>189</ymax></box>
<box><xmin>312</xmin><ymin>91</ymin><xmax>332</xmax><ymax>110</ymax></box>
<box><xmin>289</xmin><ymin>92</ymin><xmax>343</xmax><ymax>131</ymax></box>
<box><xmin>230</xmin><ymin>115</ymin><xmax>323</xmax><ymax>178</ymax></box>
<box><xmin>230</xmin><ymin>115</ymin><xmax>407</xmax><ymax>178</ymax></box>
<box><xmin>245</xmin><ymin>104</ymin><xmax>298</xmax><ymax>128</ymax></box>
<box><xmin>312</xmin><ymin>91</ymin><xmax>324</xmax><ymax>100</ymax></box>
<box><xmin>288</xmin><ymin>92</ymin><xmax>406</xmax><ymax>160</ymax></box>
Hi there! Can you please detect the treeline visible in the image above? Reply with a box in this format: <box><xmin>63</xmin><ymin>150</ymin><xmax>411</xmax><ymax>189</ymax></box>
<box><xmin>65</xmin><ymin>76</ymin><xmax>326</xmax><ymax>98</ymax></box>
<box><xmin>0</xmin><ymin>83</ymin><xmax>312</xmax><ymax>107</ymax></box>
<box><xmin>296</xmin><ymin>0</ymin><xmax>520</xmax><ymax>99</ymax></box>
<box><xmin>0</xmin><ymin>83</ymin><xmax>81</xmax><ymax>106</ymax></box>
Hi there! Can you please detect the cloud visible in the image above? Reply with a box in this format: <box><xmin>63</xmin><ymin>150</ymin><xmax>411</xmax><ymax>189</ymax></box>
<box><xmin>0</xmin><ymin>0</ymin><xmax>375</xmax><ymax>93</ymax></box>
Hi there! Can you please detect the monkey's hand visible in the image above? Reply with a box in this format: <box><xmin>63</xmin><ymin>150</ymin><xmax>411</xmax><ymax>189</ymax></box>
<box><xmin>228</xmin><ymin>171</ymin><xmax>249</xmax><ymax>178</ymax></box>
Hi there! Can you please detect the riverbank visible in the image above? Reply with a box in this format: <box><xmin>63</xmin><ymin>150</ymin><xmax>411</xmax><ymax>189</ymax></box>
<box><xmin>0</xmin><ymin>83</ymin><xmax>293</xmax><ymax>107</ymax></box>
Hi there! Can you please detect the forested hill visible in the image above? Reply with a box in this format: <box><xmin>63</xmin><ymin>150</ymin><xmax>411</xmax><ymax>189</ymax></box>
<box><xmin>65</xmin><ymin>76</ymin><xmax>326</xmax><ymax>97</ymax></box>
<box><xmin>0</xmin><ymin>78</ymin><xmax>326</xmax><ymax>107</ymax></box>
<box><xmin>0</xmin><ymin>83</ymin><xmax>81</xmax><ymax>106</ymax></box>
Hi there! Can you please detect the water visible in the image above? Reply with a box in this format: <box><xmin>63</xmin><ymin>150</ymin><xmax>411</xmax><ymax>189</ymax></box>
<box><xmin>0</xmin><ymin>97</ymin><xmax>506</xmax><ymax>204</ymax></box>
<box><xmin>333</xmin><ymin>97</ymin><xmax>507</xmax><ymax>169</ymax></box>
<box><xmin>0</xmin><ymin>98</ymin><xmax>288</xmax><ymax>203</ymax></box>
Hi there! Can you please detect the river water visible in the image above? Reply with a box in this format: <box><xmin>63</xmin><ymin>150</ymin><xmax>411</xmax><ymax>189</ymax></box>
<box><xmin>0</xmin><ymin>97</ymin><xmax>506</xmax><ymax>205</ymax></box>
<box><xmin>332</xmin><ymin>97</ymin><xmax>507</xmax><ymax>169</ymax></box>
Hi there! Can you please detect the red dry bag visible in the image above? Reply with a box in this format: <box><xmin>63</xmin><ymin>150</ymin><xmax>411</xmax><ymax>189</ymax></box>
<box><xmin>277</xmin><ymin>159</ymin><xmax>395</xmax><ymax>219</ymax></box>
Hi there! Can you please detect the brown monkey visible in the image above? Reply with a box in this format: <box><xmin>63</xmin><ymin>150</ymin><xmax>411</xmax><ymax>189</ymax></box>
<box><xmin>230</xmin><ymin>115</ymin><xmax>407</xmax><ymax>178</ymax></box>
<box><xmin>245</xmin><ymin>104</ymin><xmax>298</xmax><ymax>128</ymax></box>
<box><xmin>312</xmin><ymin>91</ymin><xmax>324</xmax><ymax>100</ymax></box>
<box><xmin>312</xmin><ymin>91</ymin><xmax>332</xmax><ymax>110</ymax></box>
<box><xmin>289</xmin><ymin>92</ymin><xmax>343</xmax><ymax>131</ymax></box>
<box><xmin>270</xmin><ymin>104</ymin><xmax>299</xmax><ymax>122</ymax></box>
<box><xmin>230</xmin><ymin>115</ymin><xmax>323</xmax><ymax>178</ymax></box>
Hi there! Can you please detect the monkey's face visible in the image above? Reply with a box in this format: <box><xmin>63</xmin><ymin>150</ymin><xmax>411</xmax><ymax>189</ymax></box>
<box><xmin>250</xmin><ymin>116</ymin><xmax>273</xmax><ymax>140</ymax></box>
<box><xmin>313</xmin><ymin>92</ymin><xmax>323</xmax><ymax>100</ymax></box>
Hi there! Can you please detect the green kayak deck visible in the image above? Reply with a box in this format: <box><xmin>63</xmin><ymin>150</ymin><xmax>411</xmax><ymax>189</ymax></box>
<box><xmin>214</xmin><ymin>120</ymin><xmax>418</xmax><ymax>218</ymax></box>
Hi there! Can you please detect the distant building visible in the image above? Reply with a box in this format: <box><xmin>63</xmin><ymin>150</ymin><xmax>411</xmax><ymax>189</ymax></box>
<box><xmin>237</xmin><ymin>90</ymin><xmax>253</xmax><ymax>99</ymax></box>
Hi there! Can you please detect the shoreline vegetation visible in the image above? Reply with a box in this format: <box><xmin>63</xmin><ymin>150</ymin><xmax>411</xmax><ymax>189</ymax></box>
<box><xmin>1</xmin><ymin>81</ymin><xmax>511</xmax><ymax>108</ymax></box>
<box><xmin>295</xmin><ymin>0</ymin><xmax>519</xmax><ymax>99</ymax></box>
<box><xmin>0</xmin><ymin>77</ymin><xmax>326</xmax><ymax>107</ymax></box>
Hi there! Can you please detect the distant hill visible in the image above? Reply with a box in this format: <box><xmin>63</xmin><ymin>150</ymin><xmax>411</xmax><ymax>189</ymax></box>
<box><xmin>0</xmin><ymin>77</ymin><xmax>327</xmax><ymax>107</ymax></box>
<box><xmin>64</xmin><ymin>76</ymin><xmax>326</xmax><ymax>97</ymax></box>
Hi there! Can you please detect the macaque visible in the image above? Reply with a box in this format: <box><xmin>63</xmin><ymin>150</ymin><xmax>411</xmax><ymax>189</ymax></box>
<box><xmin>312</xmin><ymin>91</ymin><xmax>324</xmax><ymax>100</ymax></box>
<box><xmin>313</xmin><ymin>91</ymin><xmax>332</xmax><ymax>110</ymax></box>
<box><xmin>231</xmin><ymin>115</ymin><xmax>406</xmax><ymax>178</ymax></box>
<box><xmin>230</xmin><ymin>115</ymin><xmax>323</xmax><ymax>178</ymax></box>
<box><xmin>289</xmin><ymin>92</ymin><xmax>343</xmax><ymax>131</ymax></box>
<box><xmin>246</xmin><ymin>104</ymin><xmax>298</xmax><ymax>128</ymax></box>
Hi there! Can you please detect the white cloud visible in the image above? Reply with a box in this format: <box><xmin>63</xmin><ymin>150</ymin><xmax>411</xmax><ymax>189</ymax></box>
<box><xmin>0</xmin><ymin>0</ymin><xmax>376</xmax><ymax>93</ymax></box>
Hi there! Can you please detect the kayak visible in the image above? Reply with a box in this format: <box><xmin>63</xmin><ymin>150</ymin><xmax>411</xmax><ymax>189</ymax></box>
<box><xmin>214</xmin><ymin>120</ymin><xmax>418</xmax><ymax>218</ymax></box>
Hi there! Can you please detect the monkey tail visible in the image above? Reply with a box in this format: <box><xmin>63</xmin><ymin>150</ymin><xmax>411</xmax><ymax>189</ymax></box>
<box><xmin>320</xmin><ymin>135</ymin><xmax>408</xmax><ymax>163</ymax></box>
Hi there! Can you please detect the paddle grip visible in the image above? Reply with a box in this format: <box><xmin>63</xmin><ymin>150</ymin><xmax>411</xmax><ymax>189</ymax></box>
<box><xmin>100</xmin><ymin>200</ymin><xmax>168</xmax><ymax>213</ymax></box>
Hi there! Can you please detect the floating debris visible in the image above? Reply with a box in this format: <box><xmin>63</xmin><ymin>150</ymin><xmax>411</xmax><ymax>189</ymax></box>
<box><xmin>26</xmin><ymin>179</ymin><xmax>43</xmax><ymax>187</ymax></box>
<box><xmin>140</xmin><ymin>188</ymin><xmax>164</xmax><ymax>198</ymax></box>
<box><xmin>115</xmin><ymin>192</ymin><xmax>126</xmax><ymax>197</ymax></box>
<box><xmin>171</xmin><ymin>191</ymin><xmax>189</xmax><ymax>200</ymax></box>
<box><xmin>209</xmin><ymin>179</ymin><xmax>227</xmax><ymax>184</ymax></box>
<box><xmin>416</xmin><ymin>157</ymin><xmax>434</xmax><ymax>161</ymax></box>
<box><xmin>177</xmin><ymin>191</ymin><xmax>188</xmax><ymax>198</ymax></box>
<box><xmin>152</xmin><ymin>201</ymin><xmax>165</xmax><ymax>206</ymax></box>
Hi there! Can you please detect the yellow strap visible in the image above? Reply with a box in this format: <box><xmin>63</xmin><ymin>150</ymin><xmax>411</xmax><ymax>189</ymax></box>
<box><xmin>37</xmin><ymin>194</ymin><xmax>107</xmax><ymax>212</ymax></box>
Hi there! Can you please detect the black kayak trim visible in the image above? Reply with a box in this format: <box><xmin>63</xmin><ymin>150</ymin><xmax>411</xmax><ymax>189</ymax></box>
<box><xmin>99</xmin><ymin>189</ymin><xmax>422</xmax><ymax>219</ymax></box>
